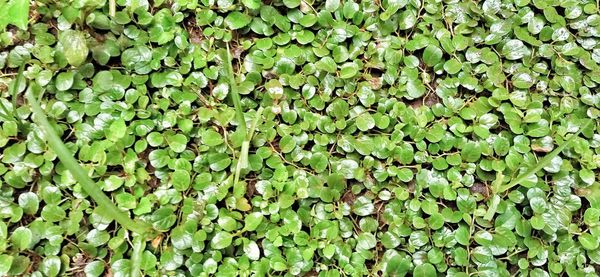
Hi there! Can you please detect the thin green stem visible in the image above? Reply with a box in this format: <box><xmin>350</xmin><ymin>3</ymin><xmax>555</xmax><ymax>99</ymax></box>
<box><xmin>26</xmin><ymin>90</ymin><xmax>155</xmax><ymax>236</ymax></box>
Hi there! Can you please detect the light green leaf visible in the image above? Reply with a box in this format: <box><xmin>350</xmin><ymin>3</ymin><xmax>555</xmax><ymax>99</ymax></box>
<box><xmin>211</xmin><ymin>231</ymin><xmax>233</xmax><ymax>250</ymax></box>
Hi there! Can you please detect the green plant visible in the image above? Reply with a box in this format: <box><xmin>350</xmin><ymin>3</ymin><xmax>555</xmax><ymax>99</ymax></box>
<box><xmin>1</xmin><ymin>0</ymin><xmax>599</xmax><ymax>275</ymax></box>
<box><xmin>0</xmin><ymin>0</ymin><xmax>29</xmax><ymax>30</ymax></box>
<box><xmin>26</xmin><ymin>87</ymin><xmax>155</xmax><ymax>236</ymax></box>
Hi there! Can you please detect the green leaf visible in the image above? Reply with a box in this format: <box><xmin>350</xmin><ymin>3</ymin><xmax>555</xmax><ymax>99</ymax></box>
<box><xmin>60</xmin><ymin>30</ymin><xmax>89</xmax><ymax>67</ymax></box>
<box><xmin>283</xmin><ymin>0</ymin><xmax>300</xmax><ymax>8</ymax></box>
<box><xmin>280</xmin><ymin>135</ymin><xmax>296</xmax><ymax>153</ymax></box>
<box><xmin>150</xmin><ymin>208</ymin><xmax>177</xmax><ymax>231</ymax></box>
<box><xmin>210</xmin><ymin>231</ymin><xmax>233</xmax><ymax>250</ymax></box>
<box><xmin>167</xmin><ymin>134</ymin><xmax>188</xmax><ymax>153</ymax></box>
<box><xmin>386</xmin><ymin>255</ymin><xmax>410</xmax><ymax>275</ymax></box>
<box><xmin>55</xmin><ymin>71</ymin><xmax>74</xmax><ymax>91</ymax></box>
<box><xmin>41</xmin><ymin>205</ymin><xmax>66</xmax><ymax>222</ymax></box>
<box><xmin>10</xmin><ymin>227</ymin><xmax>32</xmax><ymax>250</ymax></box>
<box><xmin>149</xmin><ymin>149</ymin><xmax>170</xmax><ymax>168</ymax></box>
<box><xmin>171</xmin><ymin>170</ymin><xmax>191</xmax><ymax>191</ymax></box>
<box><xmin>444</xmin><ymin>59</ymin><xmax>462</xmax><ymax>74</ymax></box>
<box><xmin>502</xmin><ymin>40</ymin><xmax>529</xmax><ymax>60</ymax></box>
<box><xmin>356</xmin><ymin>113</ymin><xmax>375</xmax><ymax>131</ymax></box>
<box><xmin>201</xmin><ymin>129</ymin><xmax>224</xmax><ymax>146</ymax></box>
<box><xmin>86</xmin><ymin>229</ymin><xmax>110</xmax><ymax>247</ymax></box>
<box><xmin>225</xmin><ymin>12</ymin><xmax>252</xmax><ymax>30</ymax></box>
<box><xmin>243</xmin><ymin>212</ymin><xmax>263</xmax><ymax>231</ymax></box>
<box><xmin>106</xmin><ymin>118</ymin><xmax>126</xmax><ymax>142</ymax></box>
<box><xmin>423</xmin><ymin>45</ymin><xmax>443</xmax><ymax>66</ymax></box>
<box><xmin>84</xmin><ymin>261</ymin><xmax>105</xmax><ymax>277</ymax></box>
<box><xmin>353</xmin><ymin>196</ymin><xmax>374</xmax><ymax>216</ymax></box>
<box><xmin>0</xmin><ymin>0</ymin><xmax>29</xmax><ymax>30</ymax></box>
<box><xmin>413</xmin><ymin>263</ymin><xmax>436</xmax><ymax>276</ymax></box>
<box><xmin>461</xmin><ymin>142</ymin><xmax>481</xmax><ymax>163</ymax></box>
<box><xmin>325</xmin><ymin>0</ymin><xmax>340</xmax><ymax>12</ymax></box>
<box><xmin>242</xmin><ymin>0</ymin><xmax>261</xmax><ymax>9</ymax></box>
<box><xmin>309</xmin><ymin>152</ymin><xmax>329</xmax><ymax>173</ymax></box>
<box><xmin>316</xmin><ymin>57</ymin><xmax>337</xmax><ymax>73</ymax></box>
<box><xmin>579</xmin><ymin>233</ymin><xmax>599</xmax><ymax>250</ymax></box>
<box><xmin>40</xmin><ymin>256</ymin><xmax>61</xmax><ymax>277</ymax></box>
<box><xmin>18</xmin><ymin>192</ymin><xmax>39</xmax><ymax>215</ymax></box>
<box><xmin>0</xmin><ymin>254</ymin><xmax>13</xmax><ymax>276</ymax></box>
<box><xmin>340</xmin><ymin>62</ymin><xmax>359</xmax><ymax>79</ymax></box>
<box><xmin>243</xmin><ymin>240</ymin><xmax>260</xmax><ymax>260</ymax></box>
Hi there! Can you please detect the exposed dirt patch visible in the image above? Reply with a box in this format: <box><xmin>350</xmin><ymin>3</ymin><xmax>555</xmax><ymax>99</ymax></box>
<box><xmin>470</xmin><ymin>182</ymin><xmax>490</xmax><ymax>199</ymax></box>
<box><xmin>245</xmin><ymin>176</ymin><xmax>257</xmax><ymax>199</ymax></box>
<box><xmin>375</xmin><ymin>200</ymin><xmax>387</xmax><ymax>228</ymax></box>
<box><xmin>369</xmin><ymin>76</ymin><xmax>382</xmax><ymax>90</ymax></box>
<box><xmin>185</xmin><ymin>16</ymin><xmax>203</xmax><ymax>45</ymax></box>
<box><xmin>269</xmin><ymin>139</ymin><xmax>281</xmax><ymax>153</ymax></box>
<box><xmin>304</xmin><ymin>270</ymin><xmax>318</xmax><ymax>277</ymax></box>
<box><xmin>407</xmin><ymin>180</ymin><xmax>416</xmax><ymax>193</ymax></box>
<box><xmin>25</xmin><ymin>250</ymin><xmax>42</xmax><ymax>275</ymax></box>
<box><xmin>341</xmin><ymin>189</ymin><xmax>356</xmax><ymax>205</ymax></box>
<box><xmin>408</xmin><ymin>92</ymin><xmax>441</xmax><ymax>109</ymax></box>
<box><xmin>69</xmin><ymin>253</ymin><xmax>95</xmax><ymax>277</ymax></box>
<box><xmin>137</xmin><ymin>148</ymin><xmax>160</xmax><ymax>189</ymax></box>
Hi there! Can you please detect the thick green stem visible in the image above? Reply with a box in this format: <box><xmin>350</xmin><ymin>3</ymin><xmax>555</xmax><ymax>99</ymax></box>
<box><xmin>109</xmin><ymin>0</ymin><xmax>116</xmax><ymax>17</ymax></box>
<box><xmin>26</xmin><ymin>91</ymin><xmax>154</xmax><ymax>236</ymax></box>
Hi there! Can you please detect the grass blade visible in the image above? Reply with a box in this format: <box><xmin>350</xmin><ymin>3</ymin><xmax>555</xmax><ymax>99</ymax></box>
<box><xmin>0</xmin><ymin>66</ymin><xmax>24</xmax><ymax>121</ymax></box>
<box><xmin>222</xmin><ymin>43</ymin><xmax>247</xmax><ymax>136</ymax></box>
<box><xmin>130</xmin><ymin>235</ymin><xmax>145</xmax><ymax>277</ymax></box>
<box><xmin>497</xmin><ymin>119</ymin><xmax>593</xmax><ymax>194</ymax></box>
<box><xmin>220</xmin><ymin>44</ymin><xmax>265</xmax><ymax>185</ymax></box>
<box><xmin>234</xmin><ymin>107</ymin><xmax>264</xmax><ymax>185</ymax></box>
<box><xmin>26</xmin><ymin>90</ymin><xmax>155</xmax><ymax>236</ymax></box>
<box><xmin>11</xmin><ymin>64</ymin><xmax>24</xmax><ymax>109</ymax></box>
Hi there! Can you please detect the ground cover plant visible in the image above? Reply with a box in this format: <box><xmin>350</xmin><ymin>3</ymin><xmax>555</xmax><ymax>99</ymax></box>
<box><xmin>1</xmin><ymin>0</ymin><xmax>600</xmax><ymax>276</ymax></box>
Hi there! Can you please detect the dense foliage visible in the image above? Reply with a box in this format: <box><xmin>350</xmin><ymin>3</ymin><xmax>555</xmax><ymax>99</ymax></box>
<box><xmin>1</xmin><ymin>0</ymin><xmax>600</xmax><ymax>276</ymax></box>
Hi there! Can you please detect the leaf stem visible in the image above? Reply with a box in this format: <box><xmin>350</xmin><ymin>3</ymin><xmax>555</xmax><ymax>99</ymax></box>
<box><xmin>26</xmin><ymin>90</ymin><xmax>155</xmax><ymax>236</ymax></box>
